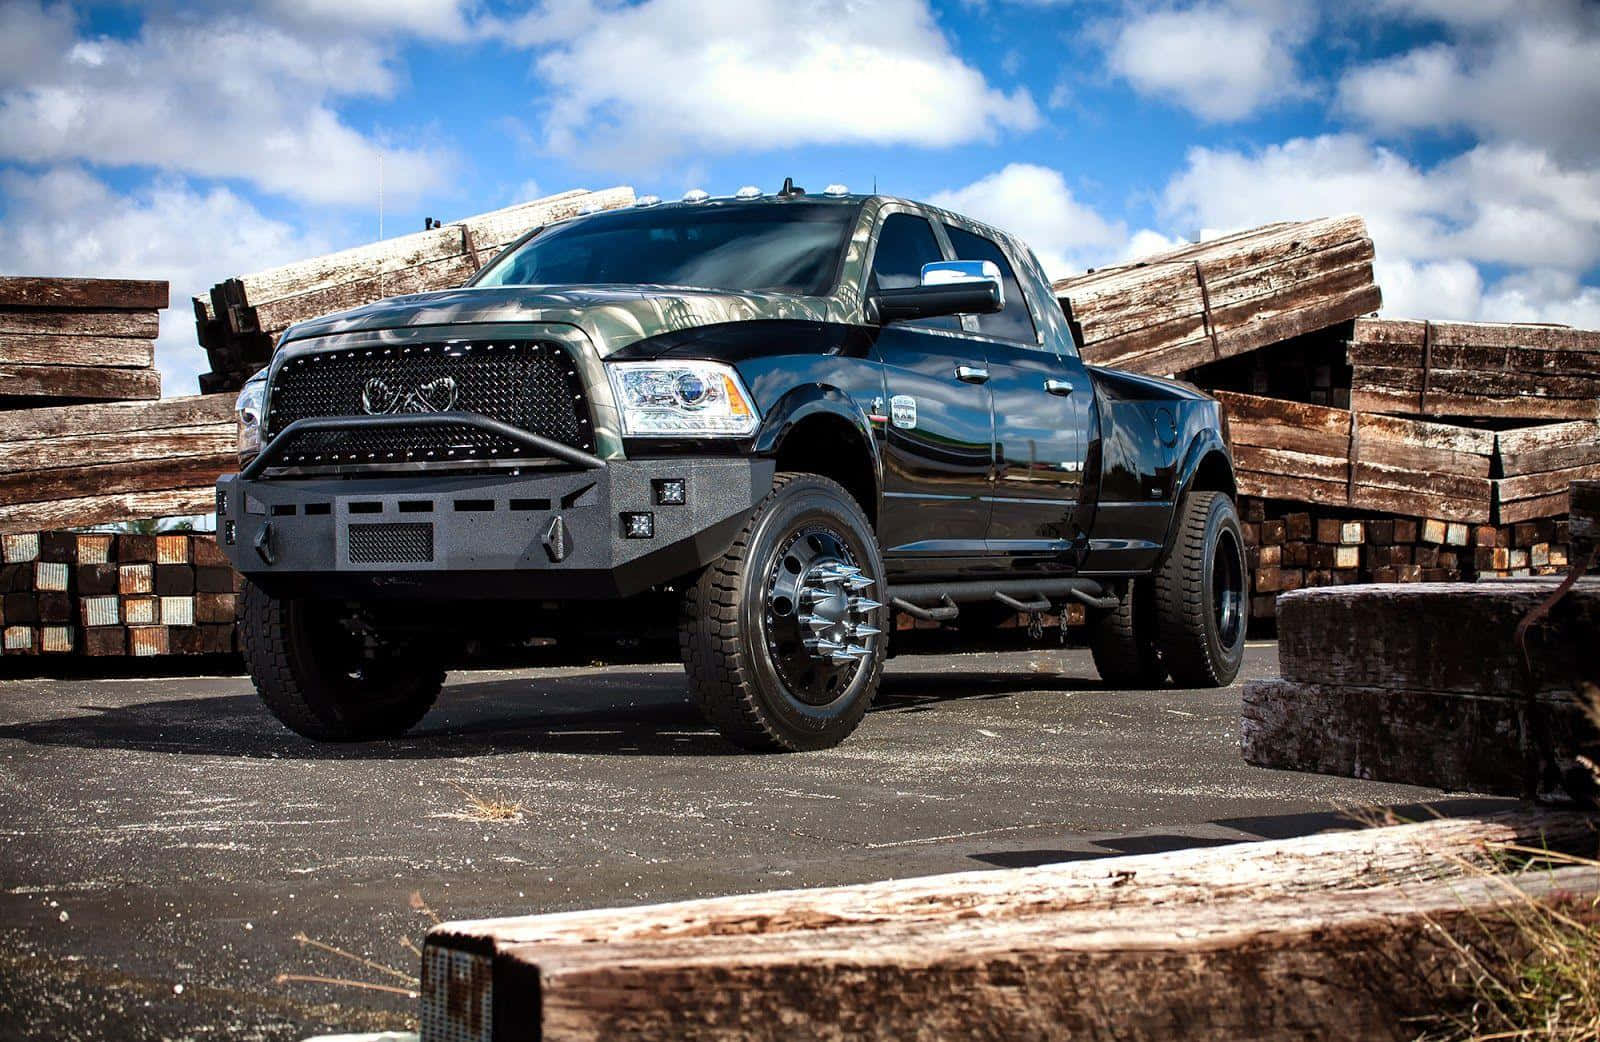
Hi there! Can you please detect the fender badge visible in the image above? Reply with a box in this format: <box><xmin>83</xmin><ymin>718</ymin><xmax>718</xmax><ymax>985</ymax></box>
<box><xmin>890</xmin><ymin>395</ymin><xmax>917</xmax><ymax>430</ymax></box>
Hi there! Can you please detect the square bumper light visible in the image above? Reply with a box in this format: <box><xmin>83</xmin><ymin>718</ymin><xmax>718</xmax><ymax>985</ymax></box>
<box><xmin>622</xmin><ymin>512</ymin><xmax>655</xmax><ymax>539</ymax></box>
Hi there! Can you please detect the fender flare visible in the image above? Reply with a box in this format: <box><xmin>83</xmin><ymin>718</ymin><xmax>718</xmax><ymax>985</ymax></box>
<box><xmin>753</xmin><ymin>384</ymin><xmax>884</xmax><ymax>522</ymax></box>
<box><xmin>1157</xmin><ymin>429</ymin><xmax>1237</xmax><ymax>560</ymax></box>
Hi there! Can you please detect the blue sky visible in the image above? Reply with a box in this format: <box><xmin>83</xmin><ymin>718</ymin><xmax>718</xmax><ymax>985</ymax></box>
<box><xmin>1</xmin><ymin>0</ymin><xmax>1597</xmax><ymax>392</ymax></box>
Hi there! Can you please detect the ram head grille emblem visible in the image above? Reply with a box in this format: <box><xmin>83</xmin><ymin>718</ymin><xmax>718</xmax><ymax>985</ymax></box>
<box><xmin>361</xmin><ymin>376</ymin><xmax>458</xmax><ymax>415</ymax></box>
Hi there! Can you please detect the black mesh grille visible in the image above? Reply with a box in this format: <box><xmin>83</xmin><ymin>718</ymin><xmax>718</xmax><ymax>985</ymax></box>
<box><xmin>348</xmin><ymin>522</ymin><xmax>434</xmax><ymax>564</ymax></box>
<box><xmin>265</xmin><ymin>340</ymin><xmax>592</xmax><ymax>469</ymax></box>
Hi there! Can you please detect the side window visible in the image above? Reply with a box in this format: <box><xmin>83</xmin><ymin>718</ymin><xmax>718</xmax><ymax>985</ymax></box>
<box><xmin>870</xmin><ymin>213</ymin><xmax>958</xmax><ymax>330</ymax></box>
<box><xmin>943</xmin><ymin>225</ymin><xmax>1038</xmax><ymax>345</ymax></box>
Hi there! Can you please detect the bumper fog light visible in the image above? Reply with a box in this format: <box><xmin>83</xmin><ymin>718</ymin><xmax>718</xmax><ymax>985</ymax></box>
<box><xmin>622</xmin><ymin>512</ymin><xmax>655</xmax><ymax>539</ymax></box>
<box><xmin>223</xmin><ymin>520</ymin><xmax>237</xmax><ymax>545</ymax></box>
<box><xmin>653</xmin><ymin>479</ymin><xmax>686</xmax><ymax>506</ymax></box>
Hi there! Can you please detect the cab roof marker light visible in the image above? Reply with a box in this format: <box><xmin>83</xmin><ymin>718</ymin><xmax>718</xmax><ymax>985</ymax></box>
<box><xmin>734</xmin><ymin>185</ymin><xmax>762</xmax><ymax>200</ymax></box>
<box><xmin>682</xmin><ymin>188</ymin><xmax>710</xmax><ymax>204</ymax></box>
<box><xmin>823</xmin><ymin>183</ymin><xmax>850</xmax><ymax>197</ymax></box>
<box><xmin>634</xmin><ymin>194</ymin><xmax>661</xmax><ymax>207</ymax></box>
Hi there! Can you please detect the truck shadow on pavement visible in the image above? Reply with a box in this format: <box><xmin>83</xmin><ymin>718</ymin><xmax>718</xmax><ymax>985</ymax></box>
<box><xmin>0</xmin><ymin>664</ymin><xmax>1106</xmax><ymax>760</ymax></box>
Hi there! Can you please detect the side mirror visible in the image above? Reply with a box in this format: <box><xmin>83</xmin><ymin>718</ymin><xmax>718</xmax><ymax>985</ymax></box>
<box><xmin>871</xmin><ymin>260</ymin><xmax>1004</xmax><ymax>325</ymax></box>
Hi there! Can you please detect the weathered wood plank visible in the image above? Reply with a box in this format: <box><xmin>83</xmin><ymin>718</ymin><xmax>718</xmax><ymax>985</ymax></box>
<box><xmin>0</xmin><ymin>276</ymin><xmax>169</xmax><ymax>310</ymax></box>
<box><xmin>1354</xmin><ymin>317</ymin><xmax>1600</xmax><ymax>354</ymax></box>
<box><xmin>1353</xmin><ymin>386</ymin><xmax>1600</xmax><ymax>421</ymax></box>
<box><xmin>0</xmin><ymin>308</ymin><xmax>159</xmax><ymax>338</ymax></box>
<box><xmin>0</xmin><ymin>453</ymin><xmax>233</xmax><ymax>508</ymax></box>
<box><xmin>0</xmin><ymin>488</ymin><xmax>218</xmax><ymax>535</ymax></box>
<box><xmin>250</xmin><ymin>251</ymin><xmax>479</xmax><ymax>334</ymax></box>
<box><xmin>0</xmin><ymin>364</ymin><xmax>161</xmax><ymax>401</ymax></box>
<box><xmin>1495</xmin><ymin>461</ymin><xmax>1600</xmax><ymax>504</ymax></box>
<box><xmin>1243</xmin><ymin>678</ymin><xmax>1594</xmax><ymax>798</ymax></box>
<box><xmin>0</xmin><ymin>424</ymin><xmax>234</xmax><ymax>475</ymax></box>
<box><xmin>1355</xmin><ymin>364</ymin><xmax>1600</xmax><ymax>400</ymax></box>
<box><xmin>0</xmin><ymin>334</ymin><xmax>155</xmax><ymax>368</ymax></box>
<box><xmin>1276</xmin><ymin>580</ymin><xmax>1598</xmax><ymax>696</ymax></box>
<box><xmin>1495</xmin><ymin>489</ymin><xmax>1579</xmax><ymax>525</ymax></box>
<box><xmin>1497</xmin><ymin>420</ymin><xmax>1600</xmax><ymax>476</ymax></box>
<box><xmin>0</xmin><ymin>395</ymin><xmax>234</xmax><ymax>442</ymax></box>
<box><xmin>427</xmin><ymin>821</ymin><xmax>1600</xmax><ymax>1042</ymax></box>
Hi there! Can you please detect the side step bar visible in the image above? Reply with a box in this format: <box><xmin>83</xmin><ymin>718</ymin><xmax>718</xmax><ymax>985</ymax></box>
<box><xmin>888</xmin><ymin>578</ymin><xmax>1120</xmax><ymax>624</ymax></box>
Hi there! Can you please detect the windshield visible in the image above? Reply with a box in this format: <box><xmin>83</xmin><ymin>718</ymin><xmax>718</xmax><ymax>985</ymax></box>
<box><xmin>474</xmin><ymin>202</ymin><xmax>857</xmax><ymax>296</ymax></box>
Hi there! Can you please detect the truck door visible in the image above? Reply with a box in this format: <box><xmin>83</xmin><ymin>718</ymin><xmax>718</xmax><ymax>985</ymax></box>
<box><xmin>941</xmin><ymin>223</ymin><xmax>1088</xmax><ymax>553</ymax></box>
<box><xmin>869</xmin><ymin>212</ymin><xmax>995</xmax><ymax>562</ymax></box>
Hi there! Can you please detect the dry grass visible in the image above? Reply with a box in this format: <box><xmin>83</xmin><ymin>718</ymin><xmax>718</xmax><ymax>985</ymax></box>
<box><xmin>276</xmin><ymin>890</ymin><xmax>445</xmax><ymax>1003</ymax></box>
<box><xmin>1412</xmin><ymin>684</ymin><xmax>1600</xmax><ymax>1042</ymax></box>
<box><xmin>445</xmin><ymin>780</ymin><xmax>525</xmax><ymax>823</ymax></box>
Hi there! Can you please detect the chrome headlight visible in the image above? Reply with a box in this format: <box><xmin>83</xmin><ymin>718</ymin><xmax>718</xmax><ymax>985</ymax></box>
<box><xmin>605</xmin><ymin>361</ymin><xmax>759</xmax><ymax>437</ymax></box>
<box><xmin>236</xmin><ymin>370</ymin><xmax>267</xmax><ymax>459</ymax></box>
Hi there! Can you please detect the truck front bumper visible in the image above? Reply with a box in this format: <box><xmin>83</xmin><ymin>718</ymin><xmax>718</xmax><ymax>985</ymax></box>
<box><xmin>215</xmin><ymin>458</ymin><xmax>775</xmax><ymax>600</ymax></box>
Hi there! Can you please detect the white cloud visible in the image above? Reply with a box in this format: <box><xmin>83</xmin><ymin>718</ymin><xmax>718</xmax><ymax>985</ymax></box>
<box><xmin>262</xmin><ymin>0</ymin><xmax>480</xmax><ymax>40</ymax></box>
<box><xmin>1338</xmin><ymin>6</ymin><xmax>1600</xmax><ymax>159</ymax></box>
<box><xmin>1104</xmin><ymin>1</ymin><xmax>1315</xmax><ymax>121</ymax></box>
<box><xmin>498</xmin><ymin>0</ymin><xmax>1040</xmax><ymax>168</ymax></box>
<box><xmin>0</xmin><ymin>3</ymin><xmax>451</xmax><ymax>206</ymax></box>
<box><xmin>928</xmin><ymin>163</ymin><xmax>1127</xmax><ymax>278</ymax></box>
<box><xmin>0</xmin><ymin>167</ymin><xmax>332</xmax><ymax>394</ymax></box>
<box><xmin>1158</xmin><ymin>133</ymin><xmax>1600</xmax><ymax>325</ymax></box>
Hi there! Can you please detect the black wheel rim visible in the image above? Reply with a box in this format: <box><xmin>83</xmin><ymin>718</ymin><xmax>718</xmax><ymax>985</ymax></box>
<box><xmin>761</xmin><ymin>523</ymin><xmax>881</xmax><ymax>707</ymax></box>
<box><xmin>1212</xmin><ymin>527</ymin><xmax>1244</xmax><ymax>649</ymax></box>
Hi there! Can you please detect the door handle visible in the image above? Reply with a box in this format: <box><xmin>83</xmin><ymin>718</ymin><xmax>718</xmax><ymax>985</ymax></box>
<box><xmin>955</xmin><ymin>365</ymin><xmax>989</xmax><ymax>384</ymax></box>
<box><xmin>1044</xmin><ymin>378</ymin><xmax>1074</xmax><ymax>396</ymax></box>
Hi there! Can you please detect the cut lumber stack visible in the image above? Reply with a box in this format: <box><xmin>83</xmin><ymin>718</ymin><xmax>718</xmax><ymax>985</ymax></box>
<box><xmin>422</xmin><ymin>811</ymin><xmax>1599</xmax><ymax>1042</ymax></box>
<box><xmin>0</xmin><ymin>394</ymin><xmax>236</xmax><ymax>535</ymax></box>
<box><xmin>1052</xmin><ymin>214</ymin><xmax>1381</xmax><ymax>377</ymax></box>
<box><xmin>1349</xmin><ymin>318</ymin><xmax>1600</xmax><ymax>421</ymax></box>
<box><xmin>1218</xmin><ymin>389</ymin><xmax>1494</xmax><ymax>522</ymax></box>
<box><xmin>1243</xmin><ymin>578</ymin><xmax>1600</xmax><ymax>802</ymax></box>
<box><xmin>0</xmin><ymin>530</ymin><xmax>238</xmax><ymax>659</ymax></box>
<box><xmin>0</xmin><ymin>276</ymin><xmax>166</xmax><ymax>405</ymax></box>
<box><xmin>1239</xmin><ymin>496</ymin><xmax>1577</xmax><ymax>626</ymax></box>
<box><xmin>1494</xmin><ymin>419</ymin><xmax>1600</xmax><ymax>524</ymax></box>
<box><xmin>195</xmin><ymin>186</ymin><xmax>636</xmax><ymax>391</ymax></box>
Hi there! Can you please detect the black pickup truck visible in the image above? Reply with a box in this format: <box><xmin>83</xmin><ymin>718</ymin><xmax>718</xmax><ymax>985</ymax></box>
<box><xmin>217</xmin><ymin>183</ymin><xmax>1246</xmax><ymax>751</ymax></box>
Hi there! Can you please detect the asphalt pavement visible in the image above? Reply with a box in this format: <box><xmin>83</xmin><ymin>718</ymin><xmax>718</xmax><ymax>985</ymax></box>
<box><xmin>0</xmin><ymin>642</ymin><xmax>1508</xmax><ymax>1041</ymax></box>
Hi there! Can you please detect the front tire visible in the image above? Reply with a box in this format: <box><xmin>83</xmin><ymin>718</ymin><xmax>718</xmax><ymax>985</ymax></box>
<box><xmin>1154</xmin><ymin>491</ymin><xmax>1248</xmax><ymax>687</ymax></box>
<box><xmin>680</xmin><ymin>473</ymin><xmax>887</xmax><ymax>752</ymax></box>
<box><xmin>239</xmin><ymin>581</ymin><xmax>444</xmax><ymax>741</ymax></box>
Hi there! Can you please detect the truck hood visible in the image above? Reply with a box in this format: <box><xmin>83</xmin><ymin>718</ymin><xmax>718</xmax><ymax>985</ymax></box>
<box><xmin>277</xmin><ymin>285</ymin><xmax>841</xmax><ymax>357</ymax></box>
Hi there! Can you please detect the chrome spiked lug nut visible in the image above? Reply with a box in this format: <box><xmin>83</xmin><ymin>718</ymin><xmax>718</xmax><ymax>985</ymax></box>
<box><xmin>844</xmin><ymin>574</ymin><xmax>875</xmax><ymax>592</ymax></box>
<box><xmin>848</xmin><ymin>597</ymin><xmax>882</xmax><ymax>613</ymax></box>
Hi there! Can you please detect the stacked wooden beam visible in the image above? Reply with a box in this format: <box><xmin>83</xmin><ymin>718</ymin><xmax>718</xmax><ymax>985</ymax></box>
<box><xmin>1349</xmin><ymin>318</ymin><xmax>1600</xmax><ymax>421</ymax></box>
<box><xmin>1239</xmin><ymin>496</ymin><xmax>1576</xmax><ymax>625</ymax></box>
<box><xmin>0</xmin><ymin>277</ymin><xmax>166</xmax><ymax>405</ymax></box>
<box><xmin>195</xmin><ymin>186</ymin><xmax>636</xmax><ymax>391</ymax></box>
<box><xmin>423</xmin><ymin>812</ymin><xmax>1599</xmax><ymax>1041</ymax></box>
<box><xmin>0</xmin><ymin>395</ymin><xmax>236</xmax><ymax>535</ymax></box>
<box><xmin>1243</xmin><ymin>577</ymin><xmax>1599</xmax><ymax>802</ymax></box>
<box><xmin>1217</xmin><ymin>389</ymin><xmax>1494</xmax><ymax>523</ymax></box>
<box><xmin>1495</xmin><ymin>419</ymin><xmax>1600</xmax><ymax>524</ymax></box>
<box><xmin>0</xmin><ymin>531</ymin><xmax>238</xmax><ymax>659</ymax></box>
<box><xmin>1052</xmin><ymin>215</ymin><xmax>1381</xmax><ymax>377</ymax></box>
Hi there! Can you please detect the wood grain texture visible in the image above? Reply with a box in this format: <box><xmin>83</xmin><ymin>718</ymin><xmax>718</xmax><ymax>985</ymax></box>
<box><xmin>1242</xmin><ymin>678</ymin><xmax>1594</xmax><ymax>798</ymax></box>
<box><xmin>0</xmin><ymin>424</ymin><xmax>234</xmax><ymax>475</ymax></box>
<box><xmin>427</xmin><ymin>812</ymin><xmax>1600</xmax><ymax>1042</ymax></box>
<box><xmin>0</xmin><ymin>334</ymin><xmax>155</xmax><ymax>368</ymax></box>
<box><xmin>0</xmin><ymin>276</ymin><xmax>168</xmax><ymax>310</ymax></box>
<box><xmin>0</xmin><ymin>488</ymin><xmax>217</xmax><ymax>534</ymax></box>
<box><xmin>0</xmin><ymin>395</ymin><xmax>234</xmax><ymax>442</ymax></box>
<box><xmin>0</xmin><ymin>453</ymin><xmax>234</xmax><ymax>508</ymax></box>
<box><xmin>0</xmin><ymin>363</ymin><xmax>161</xmax><ymax>401</ymax></box>
<box><xmin>0</xmin><ymin>308</ymin><xmax>158</xmax><ymax>338</ymax></box>
<box><xmin>1275</xmin><ymin>580</ymin><xmax>1598</xmax><ymax>695</ymax></box>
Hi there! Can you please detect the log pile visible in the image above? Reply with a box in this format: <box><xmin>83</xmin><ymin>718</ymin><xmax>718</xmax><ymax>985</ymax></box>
<box><xmin>195</xmin><ymin>186</ymin><xmax>635</xmax><ymax>391</ymax></box>
<box><xmin>1052</xmin><ymin>215</ymin><xmax>1381</xmax><ymax>377</ymax></box>
<box><xmin>0</xmin><ymin>530</ymin><xmax>239</xmax><ymax>659</ymax></box>
<box><xmin>1243</xmin><ymin>577</ymin><xmax>1599</xmax><ymax>802</ymax></box>
<box><xmin>1349</xmin><ymin>318</ymin><xmax>1600</xmax><ymax>421</ymax></box>
<box><xmin>0</xmin><ymin>276</ymin><xmax>166</xmax><ymax>405</ymax></box>
<box><xmin>422</xmin><ymin>811</ymin><xmax>1599</xmax><ymax>1042</ymax></box>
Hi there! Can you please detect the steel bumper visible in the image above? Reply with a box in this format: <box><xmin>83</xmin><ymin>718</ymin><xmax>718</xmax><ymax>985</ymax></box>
<box><xmin>215</xmin><ymin>458</ymin><xmax>776</xmax><ymax>600</ymax></box>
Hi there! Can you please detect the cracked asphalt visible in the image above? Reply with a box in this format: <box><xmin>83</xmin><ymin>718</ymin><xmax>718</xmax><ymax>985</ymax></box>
<box><xmin>0</xmin><ymin>642</ymin><xmax>1508</xmax><ymax>1041</ymax></box>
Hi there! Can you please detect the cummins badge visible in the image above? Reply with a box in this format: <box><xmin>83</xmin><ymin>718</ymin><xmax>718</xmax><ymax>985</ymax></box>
<box><xmin>890</xmin><ymin>395</ymin><xmax>917</xmax><ymax>430</ymax></box>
